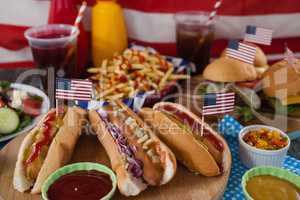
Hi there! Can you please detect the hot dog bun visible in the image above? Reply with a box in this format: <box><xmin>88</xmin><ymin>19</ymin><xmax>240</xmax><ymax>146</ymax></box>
<box><xmin>89</xmin><ymin>110</ymin><xmax>147</xmax><ymax>196</ymax></box>
<box><xmin>13</xmin><ymin>107</ymin><xmax>86</xmax><ymax>194</ymax></box>
<box><xmin>89</xmin><ymin>101</ymin><xmax>176</xmax><ymax>195</ymax></box>
<box><xmin>115</xmin><ymin>101</ymin><xmax>177</xmax><ymax>185</ymax></box>
<box><xmin>139</xmin><ymin>102</ymin><xmax>230</xmax><ymax>176</ymax></box>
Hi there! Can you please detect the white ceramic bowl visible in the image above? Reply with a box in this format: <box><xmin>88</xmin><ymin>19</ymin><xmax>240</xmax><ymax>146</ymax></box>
<box><xmin>239</xmin><ymin>125</ymin><xmax>290</xmax><ymax>168</ymax></box>
<box><xmin>0</xmin><ymin>83</ymin><xmax>50</xmax><ymax>142</ymax></box>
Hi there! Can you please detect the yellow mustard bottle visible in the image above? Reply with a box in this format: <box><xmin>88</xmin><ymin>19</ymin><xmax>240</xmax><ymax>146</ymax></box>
<box><xmin>92</xmin><ymin>0</ymin><xmax>128</xmax><ymax>66</ymax></box>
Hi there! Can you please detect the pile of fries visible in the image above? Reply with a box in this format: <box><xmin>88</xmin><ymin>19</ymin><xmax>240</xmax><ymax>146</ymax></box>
<box><xmin>88</xmin><ymin>48</ymin><xmax>189</xmax><ymax>100</ymax></box>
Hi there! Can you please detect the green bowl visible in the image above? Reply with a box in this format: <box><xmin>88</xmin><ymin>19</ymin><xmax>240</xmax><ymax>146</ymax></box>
<box><xmin>242</xmin><ymin>166</ymin><xmax>300</xmax><ymax>200</ymax></box>
<box><xmin>41</xmin><ymin>162</ymin><xmax>117</xmax><ymax>200</ymax></box>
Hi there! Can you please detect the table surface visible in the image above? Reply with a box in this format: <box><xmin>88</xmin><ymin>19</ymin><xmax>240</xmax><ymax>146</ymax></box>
<box><xmin>1</xmin><ymin>68</ymin><xmax>300</xmax><ymax>161</ymax></box>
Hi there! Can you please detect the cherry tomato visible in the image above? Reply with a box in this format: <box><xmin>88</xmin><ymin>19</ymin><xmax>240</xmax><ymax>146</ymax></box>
<box><xmin>22</xmin><ymin>98</ymin><xmax>42</xmax><ymax>116</ymax></box>
<box><xmin>236</xmin><ymin>80</ymin><xmax>260</xmax><ymax>89</ymax></box>
<box><xmin>0</xmin><ymin>98</ymin><xmax>5</xmax><ymax>108</ymax></box>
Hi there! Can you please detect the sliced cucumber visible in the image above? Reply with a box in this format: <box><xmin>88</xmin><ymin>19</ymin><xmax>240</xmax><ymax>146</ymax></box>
<box><xmin>0</xmin><ymin>107</ymin><xmax>20</xmax><ymax>134</ymax></box>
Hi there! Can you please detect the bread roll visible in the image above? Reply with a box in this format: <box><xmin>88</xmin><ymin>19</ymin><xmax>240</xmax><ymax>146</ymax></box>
<box><xmin>220</xmin><ymin>43</ymin><xmax>269</xmax><ymax>78</ymax></box>
<box><xmin>203</xmin><ymin>57</ymin><xmax>257</xmax><ymax>82</ymax></box>
<box><xmin>262</xmin><ymin>59</ymin><xmax>300</xmax><ymax>100</ymax></box>
<box><xmin>221</xmin><ymin>43</ymin><xmax>268</xmax><ymax>68</ymax></box>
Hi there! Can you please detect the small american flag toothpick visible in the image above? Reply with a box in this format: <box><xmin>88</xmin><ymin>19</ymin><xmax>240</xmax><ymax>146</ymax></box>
<box><xmin>56</xmin><ymin>78</ymin><xmax>92</xmax><ymax>101</ymax></box>
<box><xmin>226</xmin><ymin>40</ymin><xmax>256</xmax><ymax>65</ymax></box>
<box><xmin>202</xmin><ymin>92</ymin><xmax>235</xmax><ymax>116</ymax></box>
<box><xmin>200</xmin><ymin>92</ymin><xmax>235</xmax><ymax>136</ymax></box>
<box><xmin>244</xmin><ymin>25</ymin><xmax>273</xmax><ymax>46</ymax></box>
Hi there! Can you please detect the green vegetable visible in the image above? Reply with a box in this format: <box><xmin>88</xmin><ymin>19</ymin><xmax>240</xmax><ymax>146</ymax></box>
<box><xmin>0</xmin><ymin>81</ymin><xmax>10</xmax><ymax>90</ymax></box>
<box><xmin>197</xmin><ymin>82</ymin><xmax>229</xmax><ymax>95</ymax></box>
<box><xmin>269</xmin><ymin>98</ymin><xmax>299</xmax><ymax>114</ymax></box>
<box><xmin>198</xmin><ymin>84</ymin><xmax>208</xmax><ymax>95</ymax></box>
<box><xmin>16</xmin><ymin>115</ymin><xmax>33</xmax><ymax>132</ymax></box>
<box><xmin>235</xmin><ymin>106</ymin><xmax>255</xmax><ymax>122</ymax></box>
<box><xmin>30</xmin><ymin>95</ymin><xmax>43</xmax><ymax>102</ymax></box>
<box><xmin>0</xmin><ymin>107</ymin><xmax>20</xmax><ymax>134</ymax></box>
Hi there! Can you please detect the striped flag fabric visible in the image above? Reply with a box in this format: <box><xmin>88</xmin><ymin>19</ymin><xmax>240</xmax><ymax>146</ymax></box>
<box><xmin>226</xmin><ymin>40</ymin><xmax>257</xmax><ymax>64</ymax></box>
<box><xmin>56</xmin><ymin>78</ymin><xmax>92</xmax><ymax>101</ymax></box>
<box><xmin>202</xmin><ymin>92</ymin><xmax>235</xmax><ymax>116</ymax></box>
<box><xmin>2</xmin><ymin>0</ymin><xmax>300</xmax><ymax>68</ymax></box>
<box><xmin>244</xmin><ymin>25</ymin><xmax>273</xmax><ymax>46</ymax></box>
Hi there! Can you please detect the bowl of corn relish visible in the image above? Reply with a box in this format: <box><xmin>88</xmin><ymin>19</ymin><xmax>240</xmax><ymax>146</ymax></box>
<box><xmin>239</xmin><ymin>125</ymin><xmax>290</xmax><ymax>168</ymax></box>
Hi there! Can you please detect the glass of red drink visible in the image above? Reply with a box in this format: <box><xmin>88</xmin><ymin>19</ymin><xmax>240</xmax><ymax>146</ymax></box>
<box><xmin>25</xmin><ymin>24</ymin><xmax>79</xmax><ymax>82</ymax></box>
<box><xmin>175</xmin><ymin>12</ymin><xmax>215</xmax><ymax>74</ymax></box>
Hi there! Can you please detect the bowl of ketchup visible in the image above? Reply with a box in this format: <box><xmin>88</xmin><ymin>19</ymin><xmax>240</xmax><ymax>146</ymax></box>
<box><xmin>42</xmin><ymin>162</ymin><xmax>117</xmax><ymax>200</ymax></box>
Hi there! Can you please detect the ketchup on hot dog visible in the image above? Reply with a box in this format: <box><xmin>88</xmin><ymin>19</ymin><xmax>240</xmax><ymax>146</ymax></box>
<box><xmin>161</xmin><ymin>105</ymin><xmax>224</xmax><ymax>152</ymax></box>
<box><xmin>24</xmin><ymin>112</ymin><xmax>57</xmax><ymax>165</ymax></box>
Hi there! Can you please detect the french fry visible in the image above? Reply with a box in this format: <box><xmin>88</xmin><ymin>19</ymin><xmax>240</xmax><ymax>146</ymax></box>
<box><xmin>107</xmin><ymin>93</ymin><xmax>125</xmax><ymax>100</ymax></box>
<box><xmin>159</xmin><ymin>66</ymin><xmax>174</xmax><ymax>89</ymax></box>
<box><xmin>98</xmin><ymin>83</ymin><xmax>126</xmax><ymax>98</ymax></box>
<box><xmin>87</xmin><ymin>67</ymin><xmax>102</xmax><ymax>73</ymax></box>
<box><xmin>169</xmin><ymin>74</ymin><xmax>191</xmax><ymax>80</ymax></box>
<box><xmin>88</xmin><ymin>48</ymin><xmax>188</xmax><ymax>100</ymax></box>
<box><xmin>131</xmin><ymin>63</ymin><xmax>145</xmax><ymax>70</ymax></box>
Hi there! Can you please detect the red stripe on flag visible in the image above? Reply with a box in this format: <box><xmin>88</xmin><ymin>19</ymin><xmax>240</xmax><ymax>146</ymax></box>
<box><xmin>0</xmin><ymin>24</ymin><xmax>29</xmax><ymax>51</ymax></box>
<box><xmin>203</xmin><ymin>103</ymin><xmax>235</xmax><ymax>109</ymax></box>
<box><xmin>55</xmin><ymin>92</ymin><xmax>91</xmax><ymax>98</ymax></box>
<box><xmin>0</xmin><ymin>61</ymin><xmax>35</xmax><ymax>69</ymax></box>
<box><xmin>203</xmin><ymin>106</ymin><xmax>235</xmax><ymax>112</ymax></box>
<box><xmin>203</xmin><ymin>109</ymin><xmax>234</xmax><ymax>115</ymax></box>
<box><xmin>130</xmin><ymin>37</ymin><xmax>300</xmax><ymax>59</ymax></box>
<box><xmin>212</xmin><ymin>38</ymin><xmax>300</xmax><ymax>57</ymax></box>
<box><xmin>55</xmin><ymin>95</ymin><xmax>91</xmax><ymax>101</ymax></box>
<box><xmin>216</xmin><ymin>92</ymin><xmax>235</xmax><ymax>97</ymax></box>
<box><xmin>119</xmin><ymin>0</ymin><xmax>300</xmax><ymax>15</ymax></box>
<box><xmin>56</xmin><ymin>89</ymin><xmax>91</xmax><ymax>95</ymax></box>
<box><xmin>216</xmin><ymin>99</ymin><xmax>235</xmax><ymax>104</ymax></box>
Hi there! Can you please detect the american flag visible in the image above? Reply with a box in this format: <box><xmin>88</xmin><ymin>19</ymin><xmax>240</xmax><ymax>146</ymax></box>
<box><xmin>202</xmin><ymin>92</ymin><xmax>235</xmax><ymax>116</ymax></box>
<box><xmin>244</xmin><ymin>25</ymin><xmax>273</xmax><ymax>46</ymax></box>
<box><xmin>56</xmin><ymin>78</ymin><xmax>92</xmax><ymax>101</ymax></box>
<box><xmin>226</xmin><ymin>40</ymin><xmax>257</xmax><ymax>64</ymax></box>
<box><xmin>2</xmin><ymin>1</ymin><xmax>300</xmax><ymax>68</ymax></box>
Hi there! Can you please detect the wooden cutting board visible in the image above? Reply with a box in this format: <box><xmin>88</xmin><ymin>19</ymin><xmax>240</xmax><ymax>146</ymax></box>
<box><xmin>0</xmin><ymin>132</ymin><xmax>231</xmax><ymax>200</ymax></box>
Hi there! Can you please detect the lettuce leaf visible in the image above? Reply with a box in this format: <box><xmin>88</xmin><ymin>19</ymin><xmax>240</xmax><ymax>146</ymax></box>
<box><xmin>235</xmin><ymin>106</ymin><xmax>255</xmax><ymax>122</ymax></box>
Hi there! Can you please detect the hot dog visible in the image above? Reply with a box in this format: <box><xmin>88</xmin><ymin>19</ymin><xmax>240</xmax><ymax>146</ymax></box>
<box><xmin>139</xmin><ymin>102</ymin><xmax>229</xmax><ymax>176</ymax></box>
<box><xmin>89</xmin><ymin>100</ymin><xmax>177</xmax><ymax>196</ymax></box>
<box><xmin>13</xmin><ymin>107</ymin><xmax>87</xmax><ymax>194</ymax></box>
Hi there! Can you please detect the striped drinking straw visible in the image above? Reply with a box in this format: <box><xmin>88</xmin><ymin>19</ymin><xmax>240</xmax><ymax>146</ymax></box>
<box><xmin>72</xmin><ymin>1</ymin><xmax>87</xmax><ymax>34</ymax></box>
<box><xmin>57</xmin><ymin>1</ymin><xmax>88</xmax><ymax>116</ymax></box>
<box><xmin>206</xmin><ymin>0</ymin><xmax>223</xmax><ymax>26</ymax></box>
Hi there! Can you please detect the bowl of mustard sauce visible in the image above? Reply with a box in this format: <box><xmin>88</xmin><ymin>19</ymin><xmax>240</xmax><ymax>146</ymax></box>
<box><xmin>242</xmin><ymin>166</ymin><xmax>300</xmax><ymax>200</ymax></box>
